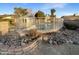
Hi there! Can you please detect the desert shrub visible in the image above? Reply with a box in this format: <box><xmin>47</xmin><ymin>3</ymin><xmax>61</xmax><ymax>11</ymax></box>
<box><xmin>64</xmin><ymin>23</ymin><xmax>78</xmax><ymax>30</ymax></box>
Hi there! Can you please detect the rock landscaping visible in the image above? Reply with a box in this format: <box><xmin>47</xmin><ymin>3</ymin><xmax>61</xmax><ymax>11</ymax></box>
<box><xmin>0</xmin><ymin>30</ymin><xmax>38</xmax><ymax>48</ymax></box>
<box><xmin>0</xmin><ymin>28</ymin><xmax>79</xmax><ymax>54</ymax></box>
<box><xmin>41</xmin><ymin>29</ymin><xmax>79</xmax><ymax>45</ymax></box>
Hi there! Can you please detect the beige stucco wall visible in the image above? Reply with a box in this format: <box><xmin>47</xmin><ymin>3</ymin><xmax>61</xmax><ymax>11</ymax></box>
<box><xmin>26</xmin><ymin>19</ymin><xmax>33</xmax><ymax>28</ymax></box>
<box><xmin>0</xmin><ymin>21</ymin><xmax>9</xmax><ymax>35</ymax></box>
<box><xmin>17</xmin><ymin>17</ymin><xmax>34</xmax><ymax>28</ymax></box>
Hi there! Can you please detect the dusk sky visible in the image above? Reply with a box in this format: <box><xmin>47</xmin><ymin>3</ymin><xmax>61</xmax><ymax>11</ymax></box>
<box><xmin>0</xmin><ymin>3</ymin><xmax>79</xmax><ymax>17</ymax></box>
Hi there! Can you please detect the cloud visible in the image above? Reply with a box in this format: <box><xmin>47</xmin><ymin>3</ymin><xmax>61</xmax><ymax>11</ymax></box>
<box><xmin>41</xmin><ymin>3</ymin><xmax>67</xmax><ymax>10</ymax></box>
<box><xmin>52</xmin><ymin>3</ymin><xmax>67</xmax><ymax>8</ymax></box>
<box><xmin>64</xmin><ymin>13</ymin><xmax>73</xmax><ymax>15</ymax></box>
<box><xmin>63</xmin><ymin>12</ymin><xmax>74</xmax><ymax>16</ymax></box>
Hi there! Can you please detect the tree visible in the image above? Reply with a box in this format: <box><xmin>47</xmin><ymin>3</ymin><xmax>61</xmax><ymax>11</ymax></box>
<box><xmin>35</xmin><ymin>10</ymin><xmax>45</xmax><ymax>19</ymax></box>
<box><xmin>14</xmin><ymin>7</ymin><xmax>28</xmax><ymax>17</ymax></box>
<box><xmin>73</xmin><ymin>13</ymin><xmax>76</xmax><ymax>16</ymax></box>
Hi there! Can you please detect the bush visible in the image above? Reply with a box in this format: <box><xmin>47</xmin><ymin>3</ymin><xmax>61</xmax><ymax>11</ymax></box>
<box><xmin>64</xmin><ymin>23</ymin><xmax>78</xmax><ymax>30</ymax></box>
<box><xmin>35</xmin><ymin>10</ymin><xmax>45</xmax><ymax>19</ymax></box>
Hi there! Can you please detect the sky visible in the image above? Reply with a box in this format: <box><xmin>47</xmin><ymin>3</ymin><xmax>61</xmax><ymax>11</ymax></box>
<box><xmin>0</xmin><ymin>3</ymin><xmax>79</xmax><ymax>17</ymax></box>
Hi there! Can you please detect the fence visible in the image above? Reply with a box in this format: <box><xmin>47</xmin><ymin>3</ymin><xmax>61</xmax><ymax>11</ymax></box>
<box><xmin>14</xmin><ymin>17</ymin><xmax>64</xmax><ymax>33</ymax></box>
<box><xmin>34</xmin><ymin>17</ymin><xmax>64</xmax><ymax>33</ymax></box>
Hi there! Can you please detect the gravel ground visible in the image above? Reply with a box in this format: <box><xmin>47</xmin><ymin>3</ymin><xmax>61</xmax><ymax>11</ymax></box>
<box><xmin>27</xmin><ymin>29</ymin><xmax>79</xmax><ymax>55</ymax></box>
<box><xmin>41</xmin><ymin>29</ymin><xmax>79</xmax><ymax>45</ymax></box>
<box><xmin>0</xmin><ymin>31</ymin><xmax>38</xmax><ymax>48</ymax></box>
<box><xmin>0</xmin><ymin>29</ymin><xmax>79</xmax><ymax>55</ymax></box>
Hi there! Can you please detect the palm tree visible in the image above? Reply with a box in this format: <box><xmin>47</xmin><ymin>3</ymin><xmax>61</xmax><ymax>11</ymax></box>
<box><xmin>51</xmin><ymin>9</ymin><xmax>56</xmax><ymax>17</ymax></box>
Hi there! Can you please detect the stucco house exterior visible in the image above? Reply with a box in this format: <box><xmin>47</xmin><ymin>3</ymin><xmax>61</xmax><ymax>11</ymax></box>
<box><xmin>0</xmin><ymin>21</ymin><xmax>9</xmax><ymax>35</ymax></box>
<box><xmin>16</xmin><ymin>14</ymin><xmax>35</xmax><ymax>29</ymax></box>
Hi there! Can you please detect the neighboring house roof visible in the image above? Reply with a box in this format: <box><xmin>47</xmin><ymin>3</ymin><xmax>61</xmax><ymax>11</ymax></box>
<box><xmin>0</xmin><ymin>14</ymin><xmax>16</xmax><ymax>21</ymax></box>
<box><xmin>61</xmin><ymin>15</ymin><xmax>79</xmax><ymax>20</ymax></box>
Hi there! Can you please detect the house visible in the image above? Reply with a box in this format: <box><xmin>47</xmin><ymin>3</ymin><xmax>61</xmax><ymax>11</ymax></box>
<box><xmin>0</xmin><ymin>14</ymin><xmax>16</xmax><ymax>25</ymax></box>
<box><xmin>0</xmin><ymin>21</ymin><xmax>9</xmax><ymax>35</ymax></box>
<box><xmin>61</xmin><ymin>15</ymin><xmax>79</xmax><ymax>27</ymax></box>
<box><xmin>61</xmin><ymin>15</ymin><xmax>79</xmax><ymax>20</ymax></box>
<box><xmin>16</xmin><ymin>14</ymin><xmax>35</xmax><ymax>29</ymax></box>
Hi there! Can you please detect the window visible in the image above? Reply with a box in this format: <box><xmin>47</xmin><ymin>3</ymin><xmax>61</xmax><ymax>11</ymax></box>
<box><xmin>25</xmin><ymin>19</ymin><xmax>27</xmax><ymax>23</ymax></box>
